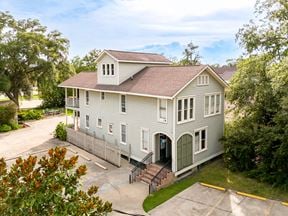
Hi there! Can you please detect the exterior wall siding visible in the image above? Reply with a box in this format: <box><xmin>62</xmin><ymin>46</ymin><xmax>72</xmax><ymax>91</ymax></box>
<box><xmin>175</xmin><ymin>70</ymin><xmax>225</xmax><ymax>172</ymax></box>
<box><xmin>78</xmin><ymin>90</ymin><xmax>174</xmax><ymax>162</ymax></box>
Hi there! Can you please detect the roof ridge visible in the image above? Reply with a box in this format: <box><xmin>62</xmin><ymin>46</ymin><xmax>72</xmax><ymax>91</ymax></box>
<box><xmin>146</xmin><ymin>64</ymin><xmax>207</xmax><ymax>68</ymax></box>
<box><xmin>106</xmin><ymin>49</ymin><xmax>162</xmax><ymax>56</ymax></box>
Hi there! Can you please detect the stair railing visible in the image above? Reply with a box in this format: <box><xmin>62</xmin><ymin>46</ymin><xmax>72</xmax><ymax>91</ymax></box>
<box><xmin>129</xmin><ymin>152</ymin><xmax>153</xmax><ymax>183</ymax></box>
<box><xmin>149</xmin><ymin>160</ymin><xmax>171</xmax><ymax>194</ymax></box>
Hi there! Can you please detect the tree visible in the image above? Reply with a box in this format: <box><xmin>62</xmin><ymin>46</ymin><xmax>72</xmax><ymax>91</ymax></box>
<box><xmin>179</xmin><ymin>42</ymin><xmax>201</xmax><ymax>65</ymax></box>
<box><xmin>72</xmin><ymin>49</ymin><xmax>101</xmax><ymax>73</ymax></box>
<box><xmin>237</xmin><ymin>0</ymin><xmax>288</xmax><ymax>60</ymax></box>
<box><xmin>0</xmin><ymin>147</ymin><xmax>112</xmax><ymax>215</ymax></box>
<box><xmin>223</xmin><ymin>0</ymin><xmax>288</xmax><ymax>188</ymax></box>
<box><xmin>0</xmin><ymin>11</ymin><xmax>73</xmax><ymax>109</ymax></box>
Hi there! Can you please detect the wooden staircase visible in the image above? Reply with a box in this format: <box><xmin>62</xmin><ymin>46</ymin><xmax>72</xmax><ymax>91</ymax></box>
<box><xmin>136</xmin><ymin>163</ymin><xmax>175</xmax><ymax>191</ymax></box>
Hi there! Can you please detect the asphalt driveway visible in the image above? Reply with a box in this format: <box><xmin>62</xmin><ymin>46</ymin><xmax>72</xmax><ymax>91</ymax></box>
<box><xmin>149</xmin><ymin>183</ymin><xmax>288</xmax><ymax>216</ymax></box>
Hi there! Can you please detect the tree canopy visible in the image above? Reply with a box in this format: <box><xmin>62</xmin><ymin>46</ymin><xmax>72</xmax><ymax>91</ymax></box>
<box><xmin>179</xmin><ymin>42</ymin><xmax>201</xmax><ymax>65</ymax></box>
<box><xmin>0</xmin><ymin>147</ymin><xmax>112</xmax><ymax>215</ymax></box>
<box><xmin>223</xmin><ymin>0</ymin><xmax>288</xmax><ymax>188</ymax></box>
<box><xmin>0</xmin><ymin>11</ymin><xmax>74</xmax><ymax>108</ymax></box>
<box><xmin>72</xmin><ymin>49</ymin><xmax>101</xmax><ymax>73</ymax></box>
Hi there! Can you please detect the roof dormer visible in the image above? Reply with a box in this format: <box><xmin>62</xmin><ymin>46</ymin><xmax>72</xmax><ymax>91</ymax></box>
<box><xmin>96</xmin><ymin>50</ymin><xmax>172</xmax><ymax>85</ymax></box>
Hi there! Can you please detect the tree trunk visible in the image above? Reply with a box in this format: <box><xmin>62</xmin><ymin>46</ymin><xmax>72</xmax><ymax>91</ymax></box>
<box><xmin>5</xmin><ymin>91</ymin><xmax>20</xmax><ymax>123</ymax></box>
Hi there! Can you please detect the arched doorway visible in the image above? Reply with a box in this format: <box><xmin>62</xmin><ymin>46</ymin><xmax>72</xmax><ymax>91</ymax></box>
<box><xmin>154</xmin><ymin>133</ymin><xmax>172</xmax><ymax>165</ymax></box>
<box><xmin>177</xmin><ymin>134</ymin><xmax>193</xmax><ymax>171</ymax></box>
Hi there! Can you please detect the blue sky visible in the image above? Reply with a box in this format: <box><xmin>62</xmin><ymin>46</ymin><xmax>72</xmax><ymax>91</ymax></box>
<box><xmin>0</xmin><ymin>0</ymin><xmax>256</xmax><ymax>65</ymax></box>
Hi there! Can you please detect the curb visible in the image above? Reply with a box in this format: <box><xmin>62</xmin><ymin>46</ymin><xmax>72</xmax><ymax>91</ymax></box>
<box><xmin>236</xmin><ymin>192</ymin><xmax>267</xmax><ymax>201</ymax></box>
<box><xmin>200</xmin><ymin>182</ymin><xmax>226</xmax><ymax>191</ymax></box>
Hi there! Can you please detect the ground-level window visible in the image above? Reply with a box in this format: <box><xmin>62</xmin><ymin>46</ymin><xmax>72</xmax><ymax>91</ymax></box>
<box><xmin>177</xmin><ymin>96</ymin><xmax>195</xmax><ymax>123</ymax></box>
<box><xmin>101</xmin><ymin>92</ymin><xmax>105</xmax><ymax>100</ymax></box>
<box><xmin>120</xmin><ymin>123</ymin><xmax>127</xmax><ymax>144</ymax></box>
<box><xmin>120</xmin><ymin>95</ymin><xmax>126</xmax><ymax>113</ymax></box>
<box><xmin>85</xmin><ymin>91</ymin><xmax>89</xmax><ymax>105</ymax></box>
<box><xmin>158</xmin><ymin>99</ymin><xmax>167</xmax><ymax>123</ymax></box>
<box><xmin>141</xmin><ymin>128</ymin><xmax>149</xmax><ymax>152</ymax></box>
<box><xmin>108</xmin><ymin>123</ymin><xmax>113</xmax><ymax>134</ymax></box>
<box><xmin>85</xmin><ymin>115</ymin><xmax>89</xmax><ymax>128</ymax></box>
<box><xmin>204</xmin><ymin>93</ymin><xmax>221</xmax><ymax>116</ymax></box>
<box><xmin>194</xmin><ymin>127</ymin><xmax>207</xmax><ymax>153</ymax></box>
<box><xmin>97</xmin><ymin>118</ymin><xmax>102</xmax><ymax>128</ymax></box>
<box><xmin>177</xmin><ymin>134</ymin><xmax>193</xmax><ymax>171</ymax></box>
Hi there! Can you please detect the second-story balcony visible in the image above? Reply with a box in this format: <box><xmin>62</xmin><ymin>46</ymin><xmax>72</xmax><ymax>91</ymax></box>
<box><xmin>66</xmin><ymin>97</ymin><xmax>79</xmax><ymax>108</ymax></box>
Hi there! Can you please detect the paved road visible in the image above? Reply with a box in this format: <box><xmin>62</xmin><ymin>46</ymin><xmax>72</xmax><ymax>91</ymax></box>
<box><xmin>149</xmin><ymin>183</ymin><xmax>288</xmax><ymax>216</ymax></box>
<box><xmin>0</xmin><ymin>115</ymin><xmax>67</xmax><ymax>158</ymax></box>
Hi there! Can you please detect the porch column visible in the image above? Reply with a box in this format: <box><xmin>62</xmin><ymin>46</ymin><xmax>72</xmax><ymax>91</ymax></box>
<box><xmin>72</xmin><ymin>88</ymin><xmax>75</xmax><ymax>107</ymax></box>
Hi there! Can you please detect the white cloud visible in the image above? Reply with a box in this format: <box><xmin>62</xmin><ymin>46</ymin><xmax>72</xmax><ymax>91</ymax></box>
<box><xmin>0</xmin><ymin>0</ymin><xmax>256</xmax><ymax>62</ymax></box>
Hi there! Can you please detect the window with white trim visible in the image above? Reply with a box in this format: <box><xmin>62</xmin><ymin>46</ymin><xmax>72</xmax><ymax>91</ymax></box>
<box><xmin>108</xmin><ymin>123</ymin><xmax>113</xmax><ymax>135</ymax></box>
<box><xmin>111</xmin><ymin>64</ymin><xmax>114</xmax><ymax>75</ymax></box>
<box><xmin>177</xmin><ymin>96</ymin><xmax>195</xmax><ymax>123</ymax></box>
<box><xmin>85</xmin><ymin>91</ymin><xmax>89</xmax><ymax>105</ymax></box>
<box><xmin>102</xmin><ymin>64</ymin><xmax>114</xmax><ymax>76</ymax></box>
<box><xmin>195</xmin><ymin>127</ymin><xmax>207</xmax><ymax>153</ymax></box>
<box><xmin>101</xmin><ymin>92</ymin><xmax>105</xmax><ymax>100</ymax></box>
<box><xmin>85</xmin><ymin>115</ymin><xmax>89</xmax><ymax>128</ymax></box>
<box><xmin>204</xmin><ymin>93</ymin><xmax>221</xmax><ymax>116</ymax></box>
<box><xmin>107</xmin><ymin>64</ymin><xmax>110</xmax><ymax>75</ymax></box>
<box><xmin>158</xmin><ymin>99</ymin><xmax>167</xmax><ymax>123</ymax></box>
<box><xmin>102</xmin><ymin>64</ymin><xmax>105</xmax><ymax>75</ymax></box>
<box><xmin>97</xmin><ymin>118</ymin><xmax>102</xmax><ymax>128</ymax></box>
<box><xmin>120</xmin><ymin>95</ymin><xmax>126</xmax><ymax>113</ymax></box>
<box><xmin>141</xmin><ymin>128</ymin><xmax>149</xmax><ymax>152</ymax></box>
<box><xmin>197</xmin><ymin>75</ymin><xmax>209</xmax><ymax>86</ymax></box>
<box><xmin>120</xmin><ymin>123</ymin><xmax>127</xmax><ymax>144</ymax></box>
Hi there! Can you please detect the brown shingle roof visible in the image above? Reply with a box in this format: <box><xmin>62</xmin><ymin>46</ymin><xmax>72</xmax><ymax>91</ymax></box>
<box><xmin>106</xmin><ymin>50</ymin><xmax>171</xmax><ymax>63</ymax></box>
<box><xmin>59</xmin><ymin>65</ymin><xmax>209</xmax><ymax>98</ymax></box>
<box><xmin>213</xmin><ymin>66</ymin><xmax>236</xmax><ymax>82</ymax></box>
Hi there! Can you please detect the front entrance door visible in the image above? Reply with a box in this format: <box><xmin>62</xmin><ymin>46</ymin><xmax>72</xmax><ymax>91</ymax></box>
<box><xmin>159</xmin><ymin>134</ymin><xmax>171</xmax><ymax>163</ymax></box>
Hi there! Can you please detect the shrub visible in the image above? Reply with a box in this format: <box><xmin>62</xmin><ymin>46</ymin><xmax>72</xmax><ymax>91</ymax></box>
<box><xmin>0</xmin><ymin>124</ymin><xmax>12</xmax><ymax>132</ymax></box>
<box><xmin>54</xmin><ymin>122</ymin><xmax>67</xmax><ymax>141</ymax></box>
<box><xmin>18</xmin><ymin>109</ymin><xmax>43</xmax><ymax>121</ymax></box>
<box><xmin>9</xmin><ymin>121</ymin><xmax>20</xmax><ymax>130</ymax></box>
<box><xmin>0</xmin><ymin>103</ymin><xmax>16</xmax><ymax>125</ymax></box>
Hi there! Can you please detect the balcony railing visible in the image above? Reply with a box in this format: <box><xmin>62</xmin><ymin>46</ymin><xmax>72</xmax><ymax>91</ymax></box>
<box><xmin>66</xmin><ymin>97</ymin><xmax>79</xmax><ymax>108</ymax></box>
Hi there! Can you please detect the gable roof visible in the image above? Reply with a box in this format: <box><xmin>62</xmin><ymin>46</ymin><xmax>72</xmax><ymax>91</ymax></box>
<box><xmin>59</xmin><ymin>65</ymin><xmax>227</xmax><ymax>99</ymax></box>
<box><xmin>97</xmin><ymin>50</ymin><xmax>172</xmax><ymax>64</ymax></box>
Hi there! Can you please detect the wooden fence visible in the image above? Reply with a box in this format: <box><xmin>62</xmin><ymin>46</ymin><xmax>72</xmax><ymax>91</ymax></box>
<box><xmin>66</xmin><ymin>128</ymin><xmax>121</xmax><ymax>167</ymax></box>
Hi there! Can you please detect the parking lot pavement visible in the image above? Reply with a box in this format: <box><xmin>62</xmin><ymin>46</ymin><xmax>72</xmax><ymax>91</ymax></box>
<box><xmin>149</xmin><ymin>183</ymin><xmax>288</xmax><ymax>216</ymax></box>
<box><xmin>4</xmin><ymin>141</ymin><xmax>148</xmax><ymax>216</ymax></box>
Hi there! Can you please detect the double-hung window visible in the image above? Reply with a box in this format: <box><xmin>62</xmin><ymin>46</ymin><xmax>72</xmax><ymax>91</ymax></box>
<box><xmin>101</xmin><ymin>92</ymin><xmax>105</xmax><ymax>100</ymax></box>
<box><xmin>120</xmin><ymin>123</ymin><xmax>127</xmax><ymax>144</ymax></box>
<box><xmin>85</xmin><ymin>115</ymin><xmax>90</xmax><ymax>129</ymax></box>
<box><xmin>97</xmin><ymin>118</ymin><xmax>102</xmax><ymax>128</ymax></box>
<box><xmin>195</xmin><ymin>127</ymin><xmax>207</xmax><ymax>153</ymax></box>
<box><xmin>111</xmin><ymin>64</ymin><xmax>114</xmax><ymax>75</ymax></box>
<box><xmin>102</xmin><ymin>64</ymin><xmax>105</xmax><ymax>75</ymax></box>
<box><xmin>108</xmin><ymin>123</ymin><xmax>113</xmax><ymax>135</ymax></box>
<box><xmin>107</xmin><ymin>64</ymin><xmax>110</xmax><ymax>75</ymax></box>
<box><xmin>204</xmin><ymin>93</ymin><xmax>221</xmax><ymax>117</ymax></box>
<box><xmin>120</xmin><ymin>95</ymin><xmax>126</xmax><ymax>113</ymax></box>
<box><xmin>177</xmin><ymin>96</ymin><xmax>195</xmax><ymax>123</ymax></box>
<box><xmin>158</xmin><ymin>99</ymin><xmax>167</xmax><ymax>123</ymax></box>
<box><xmin>141</xmin><ymin>128</ymin><xmax>149</xmax><ymax>152</ymax></box>
<box><xmin>85</xmin><ymin>91</ymin><xmax>89</xmax><ymax>105</ymax></box>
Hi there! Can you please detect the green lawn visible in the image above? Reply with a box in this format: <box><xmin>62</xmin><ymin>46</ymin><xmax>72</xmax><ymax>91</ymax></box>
<box><xmin>143</xmin><ymin>159</ymin><xmax>288</xmax><ymax>212</ymax></box>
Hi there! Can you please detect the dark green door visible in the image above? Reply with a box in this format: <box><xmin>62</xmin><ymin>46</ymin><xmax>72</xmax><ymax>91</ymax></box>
<box><xmin>177</xmin><ymin>134</ymin><xmax>193</xmax><ymax>171</ymax></box>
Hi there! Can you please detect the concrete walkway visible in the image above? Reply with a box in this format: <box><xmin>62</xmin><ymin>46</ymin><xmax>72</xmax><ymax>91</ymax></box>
<box><xmin>149</xmin><ymin>183</ymin><xmax>288</xmax><ymax>216</ymax></box>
